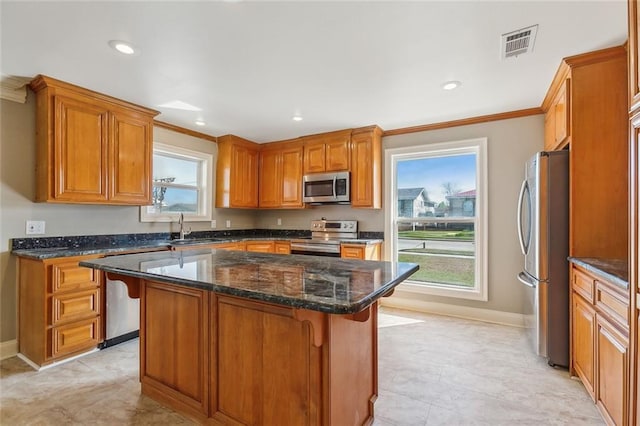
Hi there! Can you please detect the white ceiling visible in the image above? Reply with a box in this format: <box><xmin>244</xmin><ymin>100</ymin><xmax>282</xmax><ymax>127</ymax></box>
<box><xmin>0</xmin><ymin>1</ymin><xmax>627</xmax><ymax>143</ymax></box>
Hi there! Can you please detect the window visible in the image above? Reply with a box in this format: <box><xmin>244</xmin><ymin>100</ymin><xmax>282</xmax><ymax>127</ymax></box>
<box><xmin>384</xmin><ymin>138</ymin><xmax>487</xmax><ymax>301</ymax></box>
<box><xmin>140</xmin><ymin>143</ymin><xmax>213</xmax><ymax>222</ymax></box>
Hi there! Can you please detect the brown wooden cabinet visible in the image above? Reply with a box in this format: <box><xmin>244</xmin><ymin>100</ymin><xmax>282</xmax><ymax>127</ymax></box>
<box><xmin>543</xmin><ymin>46</ymin><xmax>628</xmax><ymax>260</ymax></box>
<box><xmin>573</xmin><ymin>292</ymin><xmax>597</xmax><ymax>399</ymax></box>
<box><xmin>274</xmin><ymin>241</ymin><xmax>291</xmax><ymax>254</ymax></box>
<box><xmin>18</xmin><ymin>255</ymin><xmax>103</xmax><ymax>367</ymax></box>
<box><xmin>216</xmin><ymin>135</ymin><xmax>260</xmax><ymax>208</ymax></box>
<box><xmin>29</xmin><ymin>75</ymin><xmax>157</xmax><ymax>205</ymax></box>
<box><xmin>245</xmin><ymin>241</ymin><xmax>275</xmax><ymax>253</ymax></box>
<box><xmin>340</xmin><ymin>243</ymin><xmax>381</xmax><ymax>261</ymax></box>
<box><xmin>351</xmin><ymin>125</ymin><xmax>383</xmax><ymax>209</ymax></box>
<box><xmin>543</xmin><ymin>79</ymin><xmax>570</xmax><ymax>151</ymax></box>
<box><xmin>302</xmin><ymin>129</ymin><xmax>351</xmax><ymax>174</ymax></box>
<box><xmin>259</xmin><ymin>141</ymin><xmax>304</xmax><ymax>208</ymax></box>
<box><xmin>597</xmin><ymin>314</ymin><xmax>629</xmax><ymax>426</ymax></box>
<box><xmin>571</xmin><ymin>264</ymin><xmax>630</xmax><ymax>425</ymax></box>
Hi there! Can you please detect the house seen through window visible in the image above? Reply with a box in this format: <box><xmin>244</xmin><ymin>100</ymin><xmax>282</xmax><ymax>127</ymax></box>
<box><xmin>385</xmin><ymin>138</ymin><xmax>487</xmax><ymax>300</ymax></box>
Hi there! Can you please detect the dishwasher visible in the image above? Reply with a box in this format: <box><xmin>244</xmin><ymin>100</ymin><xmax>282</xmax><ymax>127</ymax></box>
<box><xmin>100</xmin><ymin>252</ymin><xmax>144</xmax><ymax>348</ymax></box>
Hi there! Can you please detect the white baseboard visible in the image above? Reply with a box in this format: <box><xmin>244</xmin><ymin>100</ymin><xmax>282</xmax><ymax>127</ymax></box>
<box><xmin>0</xmin><ymin>339</ymin><xmax>18</xmax><ymax>360</ymax></box>
<box><xmin>380</xmin><ymin>297</ymin><xmax>525</xmax><ymax>328</ymax></box>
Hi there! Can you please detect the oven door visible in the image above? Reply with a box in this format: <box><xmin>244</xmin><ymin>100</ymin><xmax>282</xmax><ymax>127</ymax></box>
<box><xmin>290</xmin><ymin>242</ymin><xmax>341</xmax><ymax>257</ymax></box>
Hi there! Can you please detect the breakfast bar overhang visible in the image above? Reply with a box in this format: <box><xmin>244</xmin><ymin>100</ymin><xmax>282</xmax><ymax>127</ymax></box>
<box><xmin>80</xmin><ymin>249</ymin><xmax>418</xmax><ymax>425</ymax></box>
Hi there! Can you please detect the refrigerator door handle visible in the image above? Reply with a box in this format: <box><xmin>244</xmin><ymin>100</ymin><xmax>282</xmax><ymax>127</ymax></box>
<box><xmin>517</xmin><ymin>271</ymin><xmax>537</xmax><ymax>288</ymax></box>
<box><xmin>516</xmin><ymin>179</ymin><xmax>529</xmax><ymax>255</ymax></box>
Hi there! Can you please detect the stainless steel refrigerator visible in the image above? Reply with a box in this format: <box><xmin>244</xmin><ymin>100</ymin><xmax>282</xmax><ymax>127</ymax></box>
<box><xmin>516</xmin><ymin>150</ymin><xmax>569</xmax><ymax>367</ymax></box>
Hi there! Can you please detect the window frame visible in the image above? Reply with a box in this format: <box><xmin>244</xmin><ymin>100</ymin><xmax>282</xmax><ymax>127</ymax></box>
<box><xmin>140</xmin><ymin>142</ymin><xmax>213</xmax><ymax>222</ymax></box>
<box><xmin>384</xmin><ymin>137</ymin><xmax>488</xmax><ymax>301</ymax></box>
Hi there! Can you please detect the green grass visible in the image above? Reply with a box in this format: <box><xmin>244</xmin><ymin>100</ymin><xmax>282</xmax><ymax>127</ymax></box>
<box><xmin>398</xmin><ymin>253</ymin><xmax>475</xmax><ymax>287</ymax></box>
<box><xmin>402</xmin><ymin>248</ymin><xmax>474</xmax><ymax>256</ymax></box>
<box><xmin>398</xmin><ymin>230</ymin><xmax>474</xmax><ymax>241</ymax></box>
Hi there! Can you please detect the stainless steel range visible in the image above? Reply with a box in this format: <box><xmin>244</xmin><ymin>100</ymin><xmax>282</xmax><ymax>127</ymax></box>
<box><xmin>290</xmin><ymin>219</ymin><xmax>358</xmax><ymax>257</ymax></box>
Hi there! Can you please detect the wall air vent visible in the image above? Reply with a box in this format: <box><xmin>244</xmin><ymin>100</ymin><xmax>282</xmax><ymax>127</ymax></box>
<box><xmin>501</xmin><ymin>25</ymin><xmax>538</xmax><ymax>60</ymax></box>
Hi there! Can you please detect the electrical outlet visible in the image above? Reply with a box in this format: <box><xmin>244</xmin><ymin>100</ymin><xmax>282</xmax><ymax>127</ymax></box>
<box><xmin>26</xmin><ymin>220</ymin><xmax>45</xmax><ymax>235</ymax></box>
<box><xmin>211</xmin><ymin>220</ymin><xmax>217</xmax><ymax>228</ymax></box>
<box><xmin>277</xmin><ymin>218</ymin><xmax>282</xmax><ymax>226</ymax></box>
<box><xmin>226</xmin><ymin>220</ymin><xmax>231</xmax><ymax>228</ymax></box>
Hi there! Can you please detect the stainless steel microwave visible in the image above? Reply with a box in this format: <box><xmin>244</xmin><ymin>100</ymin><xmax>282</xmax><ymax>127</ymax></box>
<box><xmin>303</xmin><ymin>171</ymin><xmax>350</xmax><ymax>204</ymax></box>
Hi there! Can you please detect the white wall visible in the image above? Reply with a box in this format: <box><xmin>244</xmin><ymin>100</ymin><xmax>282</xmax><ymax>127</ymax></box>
<box><xmin>383</xmin><ymin>115</ymin><xmax>544</xmax><ymax>316</ymax></box>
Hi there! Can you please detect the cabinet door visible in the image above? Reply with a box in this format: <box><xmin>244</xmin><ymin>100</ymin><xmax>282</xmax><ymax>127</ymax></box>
<box><xmin>54</xmin><ymin>95</ymin><xmax>109</xmax><ymax>202</ymax></box>
<box><xmin>231</xmin><ymin>145</ymin><xmax>259</xmax><ymax>208</ymax></box>
<box><xmin>544</xmin><ymin>109</ymin><xmax>556</xmax><ymax>151</ymax></box>
<box><xmin>351</xmin><ymin>128</ymin><xmax>382</xmax><ymax>208</ymax></box>
<box><xmin>259</xmin><ymin>149</ymin><xmax>281</xmax><ymax>208</ymax></box>
<box><xmin>280</xmin><ymin>146</ymin><xmax>303</xmax><ymax>207</ymax></box>
<box><xmin>629</xmin><ymin>0</ymin><xmax>640</xmax><ymax>111</ymax></box>
<box><xmin>573</xmin><ymin>293</ymin><xmax>596</xmax><ymax>399</ymax></box>
<box><xmin>245</xmin><ymin>241</ymin><xmax>275</xmax><ymax>253</ymax></box>
<box><xmin>325</xmin><ymin>133</ymin><xmax>350</xmax><ymax>171</ymax></box>
<box><xmin>109</xmin><ymin>110</ymin><xmax>152</xmax><ymax>204</ymax></box>
<box><xmin>596</xmin><ymin>314</ymin><xmax>629</xmax><ymax>426</ymax></box>
<box><xmin>303</xmin><ymin>141</ymin><xmax>325</xmax><ymax>173</ymax></box>
<box><xmin>553</xmin><ymin>81</ymin><xmax>570</xmax><ymax>148</ymax></box>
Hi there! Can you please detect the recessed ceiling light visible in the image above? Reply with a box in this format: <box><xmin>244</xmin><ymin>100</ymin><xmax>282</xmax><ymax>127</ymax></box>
<box><xmin>195</xmin><ymin>120</ymin><xmax>206</xmax><ymax>126</ymax></box>
<box><xmin>108</xmin><ymin>40</ymin><xmax>138</xmax><ymax>56</ymax></box>
<box><xmin>442</xmin><ymin>80</ymin><xmax>462</xmax><ymax>90</ymax></box>
<box><xmin>292</xmin><ymin>115</ymin><xmax>303</xmax><ymax>122</ymax></box>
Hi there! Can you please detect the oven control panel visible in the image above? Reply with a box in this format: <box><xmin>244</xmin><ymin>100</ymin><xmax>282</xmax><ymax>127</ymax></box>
<box><xmin>310</xmin><ymin>220</ymin><xmax>357</xmax><ymax>232</ymax></box>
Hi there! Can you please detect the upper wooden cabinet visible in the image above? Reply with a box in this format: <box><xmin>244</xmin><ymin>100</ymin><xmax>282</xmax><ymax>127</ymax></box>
<box><xmin>29</xmin><ymin>75</ymin><xmax>158</xmax><ymax>205</ymax></box>
<box><xmin>216</xmin><ymin>135</ymin><xmax>260</xmax><ymax>208</ymax></box>
<box><xmin>302</xmin><ymin>129</ymin><xmax>351</xmax><ymax>174</ymax></box>
<box><xmin>259</xmin><ymin>140</ymin><xmax>304</xmax><ymax>209</ymax></box>
<box><xmin>350</xmin><ymin>126</ymin><xmax>383</xmax><ymax>209</ymax></box>
<box><xmin>543</xmin><ymin>79</ymin><xmax>570</xmax><ymax>151</ymax></box>
<box><xmin>542</xmin><ymin>46</ymin><xmax>628</xmax><ymax>259</ymax></box>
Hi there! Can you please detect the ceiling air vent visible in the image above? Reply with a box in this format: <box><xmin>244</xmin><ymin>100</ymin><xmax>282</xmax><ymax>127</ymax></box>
<box><xmin>501</xmin><ymin>25</ymin><xmax>538</xmax><ymax>60</ymax></box>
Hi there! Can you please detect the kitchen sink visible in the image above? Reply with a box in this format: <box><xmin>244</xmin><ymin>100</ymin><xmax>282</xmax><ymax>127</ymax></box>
<box><xmin>168</xmin><ymin>238</ymin><xmax>221</xmax><ymax>247</ymax></box>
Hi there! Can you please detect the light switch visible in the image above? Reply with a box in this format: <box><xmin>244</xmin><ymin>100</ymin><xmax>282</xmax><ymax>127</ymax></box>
<box><xmin>226</xmin><ymin>220</ymin><xmax>231</xmax><ymax>228</ymax></box>
<box><xmin>26</xmin><ymin>220</ymin><xmax>45</xmax><ymax>235</ymax></box>
<box><xmin>277</xmin><ymin>218</ymin><xmax>282</xmax><ymax>226</ymax></box>
<box><xmin>211</xmin><ymin>220</ymin><xmax>217</xmax><ymax>228</ymax></box>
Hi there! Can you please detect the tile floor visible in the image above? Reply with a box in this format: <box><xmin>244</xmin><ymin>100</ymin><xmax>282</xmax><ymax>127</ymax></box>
<box><xmin>1</xmin><ymin>308</ymin><xmax>603</xmax><ymax>425</ymax></box>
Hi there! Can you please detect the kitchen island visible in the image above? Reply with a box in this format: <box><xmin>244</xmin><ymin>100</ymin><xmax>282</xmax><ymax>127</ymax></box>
<box><xmin>80</xmin><ymin>249</ymin><xmax>418</xmax><ymax>425</ymax></box>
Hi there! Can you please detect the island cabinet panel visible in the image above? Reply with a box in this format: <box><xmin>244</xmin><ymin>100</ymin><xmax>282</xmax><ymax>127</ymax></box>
<box><xmin>212</xmin><ymin>296</ymin><xmax>321</xmax><ymax>425</ymax></box>
<box><xmin>30</xmin><ymin>75</ymin><xmax>158</xmax><ymax>205</ymax></box>
<box><xmin>140</xmin><ymin>280</ymin><xmax>209</xmax><ymax>418</ymax></box>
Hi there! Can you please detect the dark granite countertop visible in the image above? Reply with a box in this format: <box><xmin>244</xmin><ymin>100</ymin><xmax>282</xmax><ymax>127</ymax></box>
<box><xmin>11</xmin><ymin>231</ymin><xmax>384</xmax><ymax>260</ymax></box>
<box><xmin>568</xmin><ymin>257</ymin><xmax>628</xmax><ymax>289</ymax></box>
<box><xmin>79</xmin><ymin>249</ymin><xmax>417</xmax><ymax>314</ymax></box>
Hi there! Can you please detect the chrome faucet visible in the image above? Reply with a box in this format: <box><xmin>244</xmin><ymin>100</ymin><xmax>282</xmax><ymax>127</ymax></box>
<box><xmin>178</xmin><ymin>213</ymin><xmax>192</xmax><ymax>240</ymax></box>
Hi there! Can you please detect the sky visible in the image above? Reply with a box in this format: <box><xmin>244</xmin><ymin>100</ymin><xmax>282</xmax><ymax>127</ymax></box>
<box><xmin>397</xmin><ymin>153</ymin><xmax>476</xmax><ymax>203</ymax></box>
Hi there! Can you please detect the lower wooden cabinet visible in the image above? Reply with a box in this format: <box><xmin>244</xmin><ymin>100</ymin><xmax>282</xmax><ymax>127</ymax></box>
<box><xmin>596</xmin><ymin>314</ymin><xmax>629</xmax><ymax>426</ymax></box>
<box><xmin>18</xmin><ymin>255</ymin><xmax>103</xmax><ymax>366</ymax></box>
<box><xmin>245</xmin><ymin>241</ymin><xmax>275</xmax><ymax>253</ymax></box>
<box><xmin>340</xmin><ymin>243</ymin><xmax>381</xmax><ymax>260</ymax></box>
<box><xmin>571</xmin><ymin>263</ymin><xmax>630</xmax><ymax>425</ymax></box>
<box><xmin>573</xmin><ymin>293</ymin><xmax>596</xmax><ymax>399</ymax></box>
<box><xmin>274</xmin><ymin>241</ymin><xmax>291</xmax><ymax>254</ymax></box>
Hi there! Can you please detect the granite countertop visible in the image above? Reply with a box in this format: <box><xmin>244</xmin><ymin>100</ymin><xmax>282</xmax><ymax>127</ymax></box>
<box><xmin>568</xmin><ymin>257</ymin><xmax>628</xmax><ymax>289</ymax></box>
<box><xmin>11</xmin><ymin>232</ymin><xmax>383</xmax><ymax>260</ymax></box>
<box><xmin>79</xmin><ymin>249</ymin><xmax>418</xmax><ymax>314</ymax></box>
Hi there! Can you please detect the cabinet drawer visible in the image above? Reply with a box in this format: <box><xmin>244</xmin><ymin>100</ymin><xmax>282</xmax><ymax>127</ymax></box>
<box><xmin>572</xmin><ymin>268</ymin><xmax>595</xmax><ymax>303</ymax></box>
<box><xmin>274</xmin><ymin>242</ymin><xmax>291</xmax><ymax>254</ymax></box>
<box><xmin>595</xmin><ymin>281</ymin><xmax>629</xmax><ymax>330</ymax></box>
<box><xmin>341</xmin><ymin>245</ymin><xmax>365</xmax><ymax>259</ymax></box>
<box><xmin>50</xmin><ymin>317</ymin><xmax>100</xmax><ymax>357</ymax></box>
<box><xmin>51</xmin><ymin>261</ymin><xmax>100</xmax><ymax>293</ymax></box>
<box><xmin>51</xmin><ymin>288</ymin><xmax>100</xmax><ymax>325</ymax></box>
<box><xmin>245</xmin><ymin>242</ymin><xmax>275</xmax><ymax>253</ymax></box>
